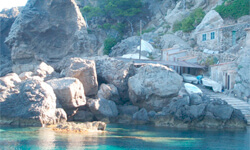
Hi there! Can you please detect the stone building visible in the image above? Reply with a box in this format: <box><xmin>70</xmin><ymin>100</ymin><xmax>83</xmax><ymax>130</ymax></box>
<box><xmin>210</xmin><ymin>62</ymin><xmax>237</xmax><ymax>90</ymax></box>
<box><xmin>161</xmin><ymin>48</ymin><xmax>202</xmax><ymax>75</ymax></box>
<box><xmin>196</xmin><ymin>22</ymin><xmax>250</xmax><ymax>52</ymax></box>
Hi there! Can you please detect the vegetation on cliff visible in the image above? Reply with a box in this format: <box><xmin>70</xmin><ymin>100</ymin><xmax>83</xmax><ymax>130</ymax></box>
<box><xmin>173</xmin><ymin>8</ymin><xmax>205</xmax><ymax>32</ymax></box>
<box><xmin>80</xmin><ymin>0</ymin><xmax>143</xmax><ymax>54</ymax></box>
<box><xmin>215</xmin><ymin>0</ymin><xmax>249</xmax><ymax>19</ymax></box>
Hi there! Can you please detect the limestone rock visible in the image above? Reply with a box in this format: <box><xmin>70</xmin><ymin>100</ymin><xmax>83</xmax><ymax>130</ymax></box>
<box><xmin>46</xmin><ymin>77</ymin><xmax>86</xmax><ymax>109</ymax></box>
<box><xmin>62</xmin><ymin>58</ymin><xmax>98</xmax><ymax>96</ymax></box>
<box><xmin>34</xmin><ymin>62</ymin><xmax>55</xmax><ymax>78</ymax></box>
<box><xmin>97</xmin><ymin>84</ymin><xmax>120</xmax><ymax>104</ymax></box>
<box><xmin>128</xmin><ymin>64</ymin><xmax>183</xmax><ymax>111</ymax></box>
<box><xmin>0</xmin><ymin>79</ymin><xmax>67</xmax><ymax>126</ymax></box>
<box><xmin>0</xmin><ymin>73</ymin><xmax>21</xmax><ymax>90</ymax></box>
<box><xmin>164</xmin><ymin>1</ymin><xmax>189</xmax><ymax>25</ymax></box>
<box><xmin>51</xmin><ymin>121</ymin><xmax>106</xmax><ymax>133</ymax></box>
<box><xmin>195</xmin><ymin>10</ymin><xmax>224</xmax><ymax>32</ymax></box>
<box><xmin>160</xmin><ymin>34</ymin><xmax>191</xmax><ymax>49</ymax></box>
<box><xmin>5</xmin><ymin>0</ymin><xmax>96</xmax><ymax>70</ymax></box>
<box><xmin>89</xmin><ymin>98</ymin><xmax>118</xmax><ymax>118</ymax></box>
<box><xmin>19</xmin><ymin>72</ymin><xmax>33</xmax><ymax>81</ymax></box>
<box><xmin>95</xmin><ymin>57</ymin><xmax>135</xmax><ymax>102</ymax></box>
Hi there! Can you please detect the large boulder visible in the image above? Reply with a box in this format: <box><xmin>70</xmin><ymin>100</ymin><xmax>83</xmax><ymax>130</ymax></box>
<box><xmin>97</xmin><ymin>84</ymin><xmax>120</xmax><ymax>104</ymax></box>
<box><xmin>95</xmin><ymin>57</ymin><xmax>135</xmax><ymax>102</ymax></box>
<box><xmin>62</xmin><ymin>58</ymin><xmax>98</xmax><ymax>96</ymax></box>
<box><xmin>12</xmin><ymin>61</ymin><xmax>57</xmax><ymax>81</ymax></box>
<box><xmin>88</xmin><ymin>98</ymin><xmax>118</xmax><ymax>119</ymax></box>
<box><xmin>0</xmin><ymin>73</ymin><xmax>21</xmax><ymax>102</ymax></box>
<box><xmin>0</xmin><ymin>73</ymin><xmax>21</xmax><ymax>90</ymax></box>
<box><xmin>195</xmin><ymin>10</ymin><xmax>224</xmax><ymax>33</ymax></box>
<box><xmin>5</xmin><ymin>0</ymin><xmax>95</xmax><ymax>70</ymax></box>
<box><xmin>0</xmin><ymin>79</ymin><xmax>67</xmax><ymax>126</ymax></box>
<box><xmin>128</xmin><ymin>64</ymin><xmax>183</xmax><ymax>111</ymax></box>
<box><xmin>46</xmin><ymin>77</ymin><xmax>86</xmax><ymax>109</ymax></box>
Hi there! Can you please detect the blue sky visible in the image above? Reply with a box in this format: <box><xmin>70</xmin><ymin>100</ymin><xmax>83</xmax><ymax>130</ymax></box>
<box><xmin>0</xmin><ymin>0</ymin><xmax>28</xmax><ymax>11</ymax></box>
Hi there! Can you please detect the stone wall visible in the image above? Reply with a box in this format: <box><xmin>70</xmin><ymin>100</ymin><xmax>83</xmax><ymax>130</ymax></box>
<box><xmin>196</xmin><ymin>22</ymin><xmax>250</xmax><ymax>52</ymax></box>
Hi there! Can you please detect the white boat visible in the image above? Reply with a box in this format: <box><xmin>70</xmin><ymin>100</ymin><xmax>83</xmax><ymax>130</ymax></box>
<box><xmin>202</xmin><ymin>78</ymin><xmax>222</xmax><ymax>92</ymax></box>
<box><xmin>184</xmin><ymin>83</ymin><xmax>203</xmax><ymax>95</ymax></box>
<box><xmin>182</xmin><ymin>73</ymin><xmax>198</xmax><ymax>84</ymax></box>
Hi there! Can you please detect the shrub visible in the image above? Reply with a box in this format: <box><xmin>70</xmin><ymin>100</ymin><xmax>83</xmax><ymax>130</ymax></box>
<box><xmin>104</xmin><ymin>38</ymin><xmax>118</xmax><ymax>55</ymax></box>
<box><xmin>173</xmin><ymin>8</ymin><xmax>205</xmax><ymax>32</ymax></box>
<box><xmin>215</xmin><ymin>0</ymin><xmax>250</xmax><ymax>19</ymax></box>
<box><xmin>173</xmin><ymin>21</ymin><xmax>182</xmax><ymax>32</ymax></box>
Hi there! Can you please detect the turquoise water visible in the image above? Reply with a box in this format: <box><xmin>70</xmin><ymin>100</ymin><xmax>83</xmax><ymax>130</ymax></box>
<box><xmin>0</xmin><ymin>124</ymin><xmax>249</xmax><ymax>150</ymax></box>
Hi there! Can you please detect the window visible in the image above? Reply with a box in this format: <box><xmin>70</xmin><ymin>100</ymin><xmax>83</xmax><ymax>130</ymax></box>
<box><xmin>202</xmin><ymin>34</ymin><xmax>207</xmax><ymax>41</ymax></box>
<box><xmin>211</xmin><ymin>32</ymin><xmax>215</xmax><ymax>40</ymax></box>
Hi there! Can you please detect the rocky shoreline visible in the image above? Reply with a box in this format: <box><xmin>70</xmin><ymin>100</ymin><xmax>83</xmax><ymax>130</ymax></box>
<box><xmin>0</xmin><ymin>57</ymin><xmax>247</xmax><ymax>129</ymax></box>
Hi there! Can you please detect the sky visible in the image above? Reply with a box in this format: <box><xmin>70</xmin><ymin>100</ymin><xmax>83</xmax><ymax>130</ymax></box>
<box><xmin>0</xmin><ymin>0</ymin><xmax>28</xmax><ymax>11</ymax></box>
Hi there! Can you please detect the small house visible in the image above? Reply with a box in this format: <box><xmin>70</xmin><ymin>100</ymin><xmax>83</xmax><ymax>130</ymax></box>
<box><xmin>161</xmin><ymin>48</ymin><xmax>203</xmax><ymax>75</ymax></box>
<box><xmin>196</xmin><ymin>22</ymin><xmax>250</xmax><ymax>52</ymax></box>
<box><xmin>210</xmin><ymin>62</ymin><xmax>237</xmax><ymax>90</ymax></box>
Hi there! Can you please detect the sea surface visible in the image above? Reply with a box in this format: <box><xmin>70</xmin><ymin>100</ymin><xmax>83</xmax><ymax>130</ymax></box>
<box><xmin>0</xmin><ymin>124</ymin><xmax>249</xmax><ymax>150</ymax></box>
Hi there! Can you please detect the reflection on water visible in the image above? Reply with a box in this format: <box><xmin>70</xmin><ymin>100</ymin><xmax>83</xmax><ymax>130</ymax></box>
<box><xmin>37</xmin><ymin>128</ymin><xmax>55</xmax><ymax>149</ymax></box>
<box><xmin>0</xmin><ymin>124</ymin><xmax>249</xmax><ymax>150</ymax></box>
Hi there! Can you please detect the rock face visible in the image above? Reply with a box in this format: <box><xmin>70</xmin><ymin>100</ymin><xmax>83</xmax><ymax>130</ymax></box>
<box><xmin>153</xmin><ymin>95</ymin><xmax>247</xmax><ymax>128</ymax></box>
<box><xmin>0</xmin><ymin>79</ymin><xmax>67</xmax><ymax>126</ymax></box>
<box><xmin>97</xmin><ymin>84</ymin><xmax>120</xmax><ymax>104</ymax></box>
<box><xmin>128</xmin><ymin>64</ymin><xmax>183</xmax><ymax>111</ymax></box>
<box><xmin>89</xmin><ymin>98</ymin><xmax>118</xmax><ymax>119</ymax></box>
<box><xmin>234</xmin><ymin>47</ymin><xmax>250</xmax><ymax>99</ymax></box>
<box><xmin>62</xmin><ymin>58</ymin><xmax>98</xmax><ymax>96</ymax></box>
<box><xmin>0</xmin><ymin>7</ymin><xmax>21</xmax><ymax>77</ymax></box>
<box><xmin>5</xmin><ymin>0</ymin><xmax>95</xmax><ymax>69</ymax></box>
<box><xmin>46</xmin><ymin>77</ymin><xmax>86</xmax><ymax>109</ymax></box>
<box><xmin>109</xmin><ymin>36</ymin><xmax>140</xmax><ymax>57</ymax></box>
<box><xmin>95</xmin><ymin>57</ymin><xmax>135</xmax><ymax>102</ymax></box>
<box><xmin>160</xmin><ymin>34</ymin><xmax>190</xmax><ymax>49</ymax></box>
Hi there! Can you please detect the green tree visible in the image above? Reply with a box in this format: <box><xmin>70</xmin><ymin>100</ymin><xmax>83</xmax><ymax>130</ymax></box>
<box><xmin>104</xmin><ymin>37</ymin><xmax>118</xmax><ymax>55</ymax></box>
<box><xmin>215</xmin><ymin>0</ymin><xmax>249</xmax><ymax>19</ymax></box>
